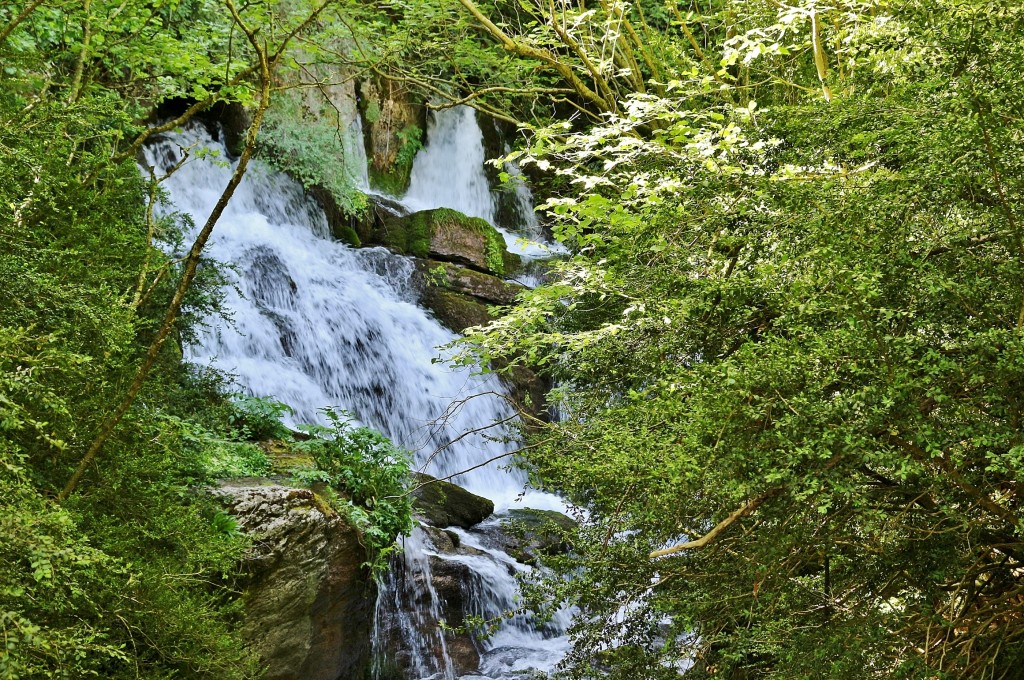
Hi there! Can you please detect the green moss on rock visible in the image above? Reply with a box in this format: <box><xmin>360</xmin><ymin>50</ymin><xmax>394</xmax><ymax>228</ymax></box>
<box><xmin>421</xmin><ymin>289</ymin><xmax>493</xmax><ymax>332</ymax></box>
<box><xmin>375</xmin><ymin>208</ymin><xmax>521</xmax><ymax>276</ymax></box>
<box><xmin>368</xmin><ymin>159</ymin><xmax>415</xmax><ymax>197</ymax></box>
<box><xmin>377</xmin><ymin>210</ymin><xmax>433</xmax><ymax>258</ymax></box>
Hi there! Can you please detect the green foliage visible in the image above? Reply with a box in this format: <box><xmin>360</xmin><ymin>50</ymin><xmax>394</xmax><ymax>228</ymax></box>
<box><xmin>293</xmin><ymin>410</ymin><xmax>413</xmax><ymax>569</ymax></box>
<box><xmin>0</xmin><ymin>448</ymin><xmax>129</xmax><ymax>679</ymax></box>
<box><xmin>368</xmin><ymin>122</ymin><xmax>423</xmax><ymax>196</ymax></box>
<box><xmin>157</xmin><ymin>412</ymin><xmax>273</xmax><ymax>479</ymax></box>
<box><xmin>261</xmin><ymin>90</ymin><xmax>368</xmax><ymax>218</ymax></box>
<box><xmin>394</xmin><ymin>124</ymin><xmax>424</xmax><ymax>169</ymax></box>
<box><xmin>482</xmin><ymin>224</ymin><xmax>510</xmax><ymax>275</ymax></box>
<box><xmin>428</xmin><ymin>265</ymin><xmax>451</xmax><ymax>287</ymax></box>
<box><xmin>228</xmin><ymin>394</ymin><xmax>293</xmax><ymax>441</ymax></box>
<box><xmin>453</xmin><ymin>1</ymin><xmax>1024</xmax><ymax>677</ymax></box>
<box><xmin>0</xmin><ymin>3</ymin><xmax>283</xmax><ymax>670</ymax></box>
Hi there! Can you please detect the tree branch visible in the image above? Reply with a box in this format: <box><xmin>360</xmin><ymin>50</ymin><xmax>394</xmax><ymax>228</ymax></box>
<box><xmin>649</xmin><ymin>489</ymin><xmax>775</xmax><ymax>557</ymax></box>
<box><xmin>457</xmin><ymin>0</ymin><xmax>612</xmax><ymax>114</ymax></box>
<box><xmin>0</xmin><ymin>0</ymin><xmax>48</xmax><ymax>44</ymax></box>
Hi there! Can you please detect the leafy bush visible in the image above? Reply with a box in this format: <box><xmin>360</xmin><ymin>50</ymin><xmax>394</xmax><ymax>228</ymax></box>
<box><xmin>293</xmin><ymin>410</ymin><xmax>413</xmax><ymax>569</ymax></box>
<box><xmin>0</xmin><ymin>447</ymin><xmax>129</xmax><ymax>679</ymax></box>
<box><xmin>260</xmin><ymin>91</ymin><xmax>368</xmax><ymax>218</ymax></box>
<box><xmin>227</xmin><ymin>395</ymin><xmax>293</xmax><ymax>441</ymax></box>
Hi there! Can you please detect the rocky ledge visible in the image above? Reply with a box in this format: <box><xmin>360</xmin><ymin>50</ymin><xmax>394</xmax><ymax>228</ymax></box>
<box><xmin>211</xmin><ymin>479</ymin><xmax>376</xmax><ymax>680</ymax></box>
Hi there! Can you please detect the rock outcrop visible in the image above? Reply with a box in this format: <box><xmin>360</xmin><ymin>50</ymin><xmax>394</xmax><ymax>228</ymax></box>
<box><xmin>417</xmin><ymin>259</ymin><xmax>522</xmax><ymax>306</ymax></box>
<box><xmin>476</xmin><ymin>508</ymin><xmax>578</xmax><ymax>566</ymax></box>
<box><xmin>358</xmin><ymin>78</ymin><xmax>426</xmax><ymax>196</ymax></box>
<box><xmin>211</xmin><ymin>479</ymin><xmax>375</xmax><ymax>680</ymax></box>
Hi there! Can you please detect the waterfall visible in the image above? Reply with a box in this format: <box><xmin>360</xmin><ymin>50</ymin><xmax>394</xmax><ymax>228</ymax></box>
<box><xmin>403</xmin><ymin>106</ymin><xmax>496</xmax><ymax>223</ymax></box>
<box><xmin>401</xmin><ymin>107</ymin><xmax>565</xmax><ymax>263</ymax></box>
<box><xmin>143</xmin><ymin>107</ymin><xmax>570</xmax><ymax>679</ymax></box>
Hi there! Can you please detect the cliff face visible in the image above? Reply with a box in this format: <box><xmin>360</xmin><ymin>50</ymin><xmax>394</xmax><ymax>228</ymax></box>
<box><xmin>212</xmin><ymin>480</ymin><xmax>376</xmax><ymax>680</ymax></box>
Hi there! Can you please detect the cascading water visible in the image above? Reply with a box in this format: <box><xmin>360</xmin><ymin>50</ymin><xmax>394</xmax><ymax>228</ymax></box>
<box><xmin>402</xmin><ymin>107</ymin><xmax>564</xmax><ymax>264</ymax></box>
<box><xmin>403</xmin><ymin>106</ymin><xmax>496</xmax><ymax>223</ymax></box>
<box><xmin>142</xmin><ymin>106</ymin><xmax>570</xmax><ymax>679</ymax></box>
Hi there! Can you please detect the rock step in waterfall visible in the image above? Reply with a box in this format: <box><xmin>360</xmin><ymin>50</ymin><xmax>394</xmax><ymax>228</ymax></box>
<box><xmin>144</xmin><ymin>105</ymin><xmax>572</xmax><ymax>679</ymax></box>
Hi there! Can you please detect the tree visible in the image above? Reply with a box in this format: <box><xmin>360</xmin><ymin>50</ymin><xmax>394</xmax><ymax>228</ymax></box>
<box><xmin>454</xmin><ymin>0</ymin><xmax>1024</xmax><ymax>676</ymax></box>
<box><xmin>0</xmin><ymin>0</ymin><xmax>367</xmax><ymax>674</ymax></box>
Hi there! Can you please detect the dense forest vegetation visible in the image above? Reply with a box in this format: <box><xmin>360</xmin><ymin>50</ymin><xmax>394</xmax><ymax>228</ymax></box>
<box><xmin>3</xmin><ymin>0</ymin><xmax>1023</xmax><ymax>678</ymax></box>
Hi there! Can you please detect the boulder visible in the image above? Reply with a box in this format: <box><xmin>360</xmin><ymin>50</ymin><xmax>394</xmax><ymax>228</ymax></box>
<box><xmin>373</xmin><ymin>208</ymin><xmax>520</xmax><ymax>277</ymax></box>
<box><xmin>413</xmin><ymin>259</ymin><xmax>524</xmax><ymax>333</ymax></box>
<box><xmin>210</xmin><ymin>480</ymin><xmax>375</xmax><ymax>680</ymax></box>
<box><xmin>421</xmin><ymin>289</ymin><xmax>493</xmax><ymax>333</ymax></box>
<box><xmin>411</xmin><ymin>473</ymin><xmax>494</xmax><ymax>529</ymax></box>
<box><xmin>310</xmin><ymin>184</ymin><xmax>362</xmax><ymax>247</ymax></box>
<box><xmin>374</xmin><ymin>524</ymin><xmax>489</xmax><ymax>678</ymax></box>
<box><xmin>417</xmin><ymin>259</ymin><xmax>523</xmax><ymax>306</ymax></box>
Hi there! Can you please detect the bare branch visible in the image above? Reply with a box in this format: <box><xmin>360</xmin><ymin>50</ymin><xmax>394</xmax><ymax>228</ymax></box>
<box><xmin>649</xmin><ymin>490</ymin><xmax>775</xmax><ymax>558</ymax></box>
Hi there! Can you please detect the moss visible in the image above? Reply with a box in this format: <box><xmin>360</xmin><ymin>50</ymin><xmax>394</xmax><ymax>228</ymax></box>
<box><xmin>378</xmin><ymin>208</ymin><xmax>521</xmax><ymax>276</ymax></box>
<box><xmin>438</xmin><ymin>209</ymin><xmax>520</xmax><ymax>276</ymax></box>
<box><xmin>368</xmin><ymin>159</ymin><xmax>414</xmax><ymax>197</ymax></box>
<box><xmin>334</xmin><ymin>224</ymin><xmax>362</xmax><ymax>247</ymax></box>
<box><xmin>262</xmin><ymin>439</ymin><xmax>315</xmax><ymax>474</ymax></box>
<box><xmin>422</xmin><ymin>290</ymin><xmax>492</xmax><ymax>332</ymax></box>
<box><xmin>363</xmin><ymin>100</ymin><xmax>381</xmax><ymax>124</ymax></box>
<box><xmin>367</xmin><ymin>124</ymin><xmax>422</xmax><ymax>196</ymax></box>
<box><xmin>379</xmin><ymin>210</ymin><xmax>431</xmax><ymax>257</ymax></box>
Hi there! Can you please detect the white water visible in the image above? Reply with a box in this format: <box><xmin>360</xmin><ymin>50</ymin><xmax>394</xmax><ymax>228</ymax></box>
<box><xmin>402</xmin><ymin>107</ymin><xmax>564</xmax><ymax>262</ymax></box>
<box><xmin>143</xmin><ymin>108</ymin><xmax>569</xmax><ymax>679</ymax></box>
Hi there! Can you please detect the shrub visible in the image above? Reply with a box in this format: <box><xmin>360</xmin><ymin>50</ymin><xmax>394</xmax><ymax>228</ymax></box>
<box><xmin>293</xmin><ymin>410</ymin><xmax>413</xmax><ymax>570</ymax></box>
<box><xmin>227</xmin><ymin>395</ymin><xmax>292</xmax><ymax>441</ymax></box>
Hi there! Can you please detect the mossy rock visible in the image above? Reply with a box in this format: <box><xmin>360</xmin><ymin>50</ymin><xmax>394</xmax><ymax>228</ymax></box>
<box><xmin>374</xmin><ymin>208</ymin><xmax>521</xmax><ymax>276</ymax></box>
<box><xmin>358</xmin><ymin>78</ymin><xmax>426</xmax><ymax>196</ymax></box>
<box><xmin>368</xmin><ymin>160</ymin><xmax>415</xmax><ymax>197</ymax></box>
<box><xmin>418</xmin><ymin>259</ymin><xmax>523</xmax><ymax>306</ymax></box>
<box><xmin>421</xmin><ymin>289</ymin><xmax>493</xmax><ymax>333</ymax></box>
<box><xmin>410</xmin><ymin>473</ymin><xmax>494</xmax><ymax>529</ymax></box>
<box><xmin>259</xmin><ymin>439</ymin><xmax>315</xmax><ymax>475</ymax></box>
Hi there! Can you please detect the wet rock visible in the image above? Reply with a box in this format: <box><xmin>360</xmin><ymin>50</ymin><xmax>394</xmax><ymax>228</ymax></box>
<box><xmin>211</xmin><ymin>480</ymin><xmax>375</xmax><ymax>680</ymax></box>
<box><xmin>476</xmin><ymin>509</ymin><xmax>577</xmax><ymax>566</ymax></box>
<box><xmin>417</xmin><ymin>259</ymin><xmax>523</xmax><ymax>306</ymax></box>
<box><xmin>411</xmin><ymin>473</ymin><xmax>494</xmax><ymax>529</ymax></box>
<box><xmin>312</xmin><ymin>186</ymin><xmax>409</xmax><ymax>249</ymax></box>
<box><xmin>421</xmin><ymin>289</ymin><xmax>493</xmax><ymax>333</ymax></box>
<box><xmin>495</xmin><ymin>359</ymin><xmax>550</xmax><ymax>424</ymax></box>
<box><xmin>372</xmin><ymin>208</ymin><xmax>520</xmax><ymax>276</ymax></box>
<box><xmin>375</xmin><ymin>525</ymin><xmax>488</xmax><ymax>679</ymax></box>
<box><xmin>310</xmin><ymin>184</ymin><xmax>361</xmax><ymax>246</ymax></box>
<box><xmin>209</xmin><ymin>100</ymin><xmax>251</xmax><ymax>158</ymax></box>
<box><xmin>427</xmin><ymin>554</ymin><xmax>481</xmax><ymax>675</ymax></box>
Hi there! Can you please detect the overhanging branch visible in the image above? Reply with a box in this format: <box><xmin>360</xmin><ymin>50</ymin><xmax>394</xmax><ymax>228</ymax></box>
<box><xmin>649</xmin><ymin>489</ymin><xmax>775</xmax><ymax>558</ymax></box>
